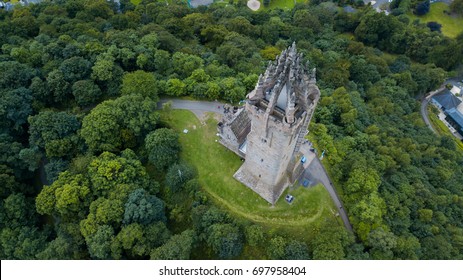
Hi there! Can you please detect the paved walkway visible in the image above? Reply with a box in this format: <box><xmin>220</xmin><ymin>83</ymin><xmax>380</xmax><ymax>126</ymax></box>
<box><xmin>158</xmin><ymin>98</ymin><xmax>353</xmax><ymax>231</ymax></box>
<box><xmin>304</xmin><ymin>156</ymin><xmax>353</xmax><ymax>231</ymax></box>
<box><xmin>420</xmin><ymin>85</ymin><xmax>445</xmax><ymax>135</ymax></box>
<box><xmin>158</xmin><ymin>99</ymin><xmax>226</xmax><ymax>119</ymax></box>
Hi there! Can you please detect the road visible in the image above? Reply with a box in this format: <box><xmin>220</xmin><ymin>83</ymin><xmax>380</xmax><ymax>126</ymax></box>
<box><xmin>304</xmin><ymin>157</ymin><xmax>353</xmax><ymax>231</ymax></box>
<box><xmin>159</xmin><ymin>98</ymin><xmax>353</xmax><ymax>231</ymax></box>
<box><xmin>158</xmin><ymin>98</ymin><xmax>226</xmax><ymax>119</ymax></box>
<box><xmin>420</xmin><ymin>85</ymin><xmax>445</xmax><ymax>135</ymax></box>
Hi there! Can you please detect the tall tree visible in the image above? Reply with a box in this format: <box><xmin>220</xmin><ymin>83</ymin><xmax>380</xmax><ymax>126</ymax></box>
<box><xmin>207</xmin><ymin>223</ymin><xmax>243</xmax><ymax>259</ymax></box>
<box><xmin>28</xmin><ymin>111</ymin><xmax>80</xmax><ymax>158</ymax></box>
<box><xmin>36</xmin><ymin>172</ymin><xmax>91</xmax><ymax>220</ymax></box>
<box><xmin>1</xmin><ymin>226</ymin><xmax>47</xmax><ymax>259</ymax></box>
<box><xmin>123</xmin><ymin>189</ymin><xmax>166</xmax><ymax>225</ymax></box>
<box><xmin>145</xmin><ymin>128</ymin><xmax>180</xmax><ymax>170</ymax></box>
<box><xmin>0</xmin><ymin>61</ymin><xmax>35</xmax><ymax>90</ymax></box>
<box><xmin>284</xmin><ymin>240</ymin><xmax>310</xmax><ymax>260</ymax></box>
<box><xmin>46</xmin><ymin>70</ymin><xmax>72</xmax><ymax>104</ymax></box>
<box><xmin>121</xmin><ymin>70</ymin><xmax>160</xmax><ymax>101</ymax></box>
<box><xmin>87</xmin><ymin>149</ymin><xmax>156</xmax><ymax>197</ymax></box>
<box><xmin>59</xmin><ymin>56</ymin><xmax>92</xmax><ymax>83</ymax></box>
<box><xmin>81</xmin><ymin>95</ymin><xmax>158</xmax><ymax>152</ymax></box>
<box><xmin>172</xmin><ymin>52</ymin><xmax>204</xmax><ymax>79</ymax></box>
<box><xmin>414</xmin><ymin>0</ymin><xmax>430</xmax><ymax>16</ymax></box>
<box><xmin>150</xmin><ymin>230</ymin><xmax>195</xmax><ymax>260</ymax></box>
<box><xmin>72</xmin><ymin>80</ymin><xmax>102</xmax><ymax>107</ymax></box>
<box><xmin>165</xmin><ymin>163</ymin><xmax>196</xmax><ymax>193</ymax></box>
<box><xmin>0</xmin><ymin>88</ymin><xmax>33</xmax><ymax>131</ymax></box>
<box><xmin>85</xmin><ymin>225</ymin><xmax>115</xmax><ymax>260</ymax></box>
<box><xmin>450</xmin><ymin>0</ymin><xmax>463</xmax><ymax>15</ymax></box>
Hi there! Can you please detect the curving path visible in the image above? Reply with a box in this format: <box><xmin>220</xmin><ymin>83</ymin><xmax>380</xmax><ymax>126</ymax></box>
<box><xmin>158</xmin><ymin>98</ymin><xmax>353</xmax><ymax>231</ymax></box>
<box><xmin>420</xmin><ymin>86</ymin><xmax>445</xmax><ymax>135</ymax></box>
<box><xmin>158</xmin><ymin>98</ymin><xmax>226</xmax><ymax>119</ymax></box>
<box><xmin>305</xmin><ymin>157</ymin><xmax>353</xmax><ymax>231</ymax></box>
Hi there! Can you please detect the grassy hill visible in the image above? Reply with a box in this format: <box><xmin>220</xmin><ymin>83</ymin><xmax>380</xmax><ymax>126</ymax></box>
<box><xmin>159</xmin><ymin>109</ymin><xmax>343</xmax><ymax>241</ymax></box>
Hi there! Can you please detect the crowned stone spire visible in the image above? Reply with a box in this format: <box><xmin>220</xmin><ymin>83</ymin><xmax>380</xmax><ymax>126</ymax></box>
<box><xmin>247</xmin><ymin>42</ymin><xmax>317</xmax><ymax>124</ymax></box>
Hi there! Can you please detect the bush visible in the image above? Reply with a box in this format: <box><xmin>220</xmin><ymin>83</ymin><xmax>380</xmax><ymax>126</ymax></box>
<box><xmin>414</xmin><ymin>0</ymin><xmax>430</xmax><ymax>16</ymax></box>
<box><xmin>427</xmin><ymin>21</ymin><xmax>442</xmax><ymax>33</ymax></box>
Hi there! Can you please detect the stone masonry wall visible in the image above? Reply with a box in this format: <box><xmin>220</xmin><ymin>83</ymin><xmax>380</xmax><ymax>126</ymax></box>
<box><xmin>234</xmin><ymin>103</ymin><xmax>307</xmax><ymax>204</ymax></box>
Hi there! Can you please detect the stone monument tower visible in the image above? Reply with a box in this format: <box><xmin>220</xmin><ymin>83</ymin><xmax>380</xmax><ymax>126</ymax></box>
<box><xmin>218</xmin><ymin>43</ymin><xmax>320</xmax><ymax>204</ymax></box>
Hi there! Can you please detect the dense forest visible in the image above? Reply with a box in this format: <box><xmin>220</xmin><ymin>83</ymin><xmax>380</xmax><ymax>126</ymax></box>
<box><xmin>1</xmin><ymin>0</ymin><xmax>463</xmax><ymax>259</ymax></box>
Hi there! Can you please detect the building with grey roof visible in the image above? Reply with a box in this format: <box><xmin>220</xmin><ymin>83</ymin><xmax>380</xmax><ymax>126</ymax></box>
<box><xmin>432</xmin><ymin>90</ymin><xmax>462</xmax><ymax>111</ymax></box>
<box><xmin>445</xmin><ymin>108</ymin><xmax>463</xmax><ymax>135</ymax></box>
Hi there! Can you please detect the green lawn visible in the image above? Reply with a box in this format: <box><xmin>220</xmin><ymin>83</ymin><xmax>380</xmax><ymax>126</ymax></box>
<box><xmin>130</xmin><ymin>0</ymin><xmax>143</xmax><ymax>5</ymax></box>
<box><xmin>160</xmin><ymin>109</ymin><xmax>341</xmax><ymax>239</ymax></box>
<box><xmin>427</xmin><ymin>107</ymin><xmax>463</xmax><ymax>151</ymax></box>
<box><xmin>408</xmin><ymin>3</ymin><xmax>463</xmax><ymax>38</ymax></box>
<box><xmin>254</xmin><ymin>0</ymin><xmax>306</xmax><ymax>10</ymax></box>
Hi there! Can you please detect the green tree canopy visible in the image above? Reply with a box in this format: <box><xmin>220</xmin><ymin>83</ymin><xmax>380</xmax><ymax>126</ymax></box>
<box><xmin>0</xmin><ymin>61</ymin><xmax>35</xmax><ymax>90</ymax></box>
<box><xmin>0</xmin><ymin>135</ymin><xmax>26</xmax><ymax>178</ymax></box>
<box><xmin>312</xmin><ymin>227</ymin><xmax>353</xmax><ymax>260</ymax></box>
<box><xmin>150</xmin><ymin>230</ymin><xmax>195</xmax><ymax>260</ymax></box>
<box><xmin>36</xmin><ymin>172</ymin><xmax>91</xmax><ymax>220</ymax></box>
<box><xmin>0</xmin><ymin>88</ymin><xmax>33</xmax><ymax>131</ymax></box>
<box><xmin>28</xmin><ymin>111</ymin><xmax>80</xmax><ymax>158</ymax></box>
<box><xmin>0</xmin><ymin>226</ymin><xmax>47</xmax><ymax>259</ymax></box>
<box><xmin>3</xmin><ymin>193</ymin><xmax>38</xmax><ymax>229</ymax></box>
<box><xmin>44</xmin><ymin>159</ymin><xmax>70</xmax><ymax>184</ymax></box>
<box><xmin>145</xmin><ymin>128</ymin><xmax>180</xmax><ymax>170</ymax></box>
<box><xmin>72</xmin><ymin>80</ymin><xmax>102</xmax><ymax>107</ymax></box>
<box><xmin>207</xmin><ymin>223</ymin><xmax>243</xmax><ymax>259</ymax></box>
<box><xmin>18</xmin><ymin>147</ymin><xmax>41</xmax><ymax>172</ymax></box>
<box><xmin>87</xmin><ymin>149</ymin><xmax>155</xmax><ymax>197</ymax></box>
<box><xmin>46</xmin><ymin>69</ymin><xmax>72</xmax><ymax>104</ymax></box>
<box><xmin>165</xmin><ymin>163</ymin><xmax>196</xmax><ymax>193</ymax></box>
<box><xmin>123</xmin><ymin>189</ymin><xmax>166</xmax><ymax>225</ymax></box>
<box><xmin>81</xmin><ymin>95</ymin><xmax>159</xmax><ymax>152</ymax></box>
<box><xmin>85</xmin><ymin>225</ymin><xmax>115</xmax><ymax>260</ymax></box>
<box><xmin>284</xmin><ymin>240</ymin><xmax>310</xmax><ymax>260</ymax></box>
<box><xmin>172</xmin><ymin>52</ymin><xmax>204</xmax><ymax>79</ymax></box>
<box><xmin>59</xmin><ymin>56</ymin><xmax>92</xmax><ymax>83</ymax></box>
<box><xmin>266</xmin><ymin>236</ymin><xmax>286</xmax><ymax>259</ymax></box>
<box><xmin>244</xmin><ymin>224</ymin><xmax>265</xmax><ymax>247</ymax></box>
<box><xmin>121</xmin><ymin>70</ymin><xmax>160</xmax><ymax>101</ymax></box>
<box><xmin>165</xmin><ymin>78</ymin><xmax>186</xmax><ymax>97</ymax></box>
<box><xmin>450</xmin><ymin>0</ymin><xmax>463</xmax><ymax>15</ymax></box>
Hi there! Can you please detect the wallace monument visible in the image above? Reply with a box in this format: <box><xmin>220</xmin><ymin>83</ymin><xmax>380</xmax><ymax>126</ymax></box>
<box><xmin>218</xmin><ymin>43</ymin><xmax>321</xmax><ymax>204</ymax></box>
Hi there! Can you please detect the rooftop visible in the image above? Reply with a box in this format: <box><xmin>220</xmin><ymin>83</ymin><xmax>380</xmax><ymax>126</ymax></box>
<box><xmin>432</xmin><ymin>90</ymin><xmax>462</xmax><ymax>110</ymax></box>
<box><xmin>446</xmin><ymin>108</ymin><xmax>463</xmax><ymax>129</ymax></box>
